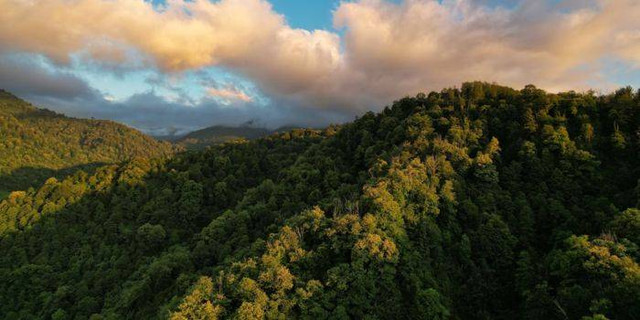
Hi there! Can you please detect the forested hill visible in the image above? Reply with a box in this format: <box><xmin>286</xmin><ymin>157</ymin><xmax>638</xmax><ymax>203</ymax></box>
<box><xmin>0</xmin><ymin>90</ymin><xmax>177</xmax><ymax>196</ymax></box>
<box><xmin>175</xmin><ymin>125</ymin><xmax>272</xmax><ymax>150</ymax></box>
<box><xmin>174</xmin><ymin>125</ymin><xmax>308</xmax><ymax>150</ymax></box>
<box><xmin>1</xmin><ymin>83</ymin><xmax>639</xmax><ymax>319</ymax></box>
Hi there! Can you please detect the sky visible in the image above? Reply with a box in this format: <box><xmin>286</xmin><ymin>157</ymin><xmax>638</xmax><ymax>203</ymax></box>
<box><xmin>0</xmin><ymin>0</ymin><xmax>639</xmax><ymax>136</ymax></box>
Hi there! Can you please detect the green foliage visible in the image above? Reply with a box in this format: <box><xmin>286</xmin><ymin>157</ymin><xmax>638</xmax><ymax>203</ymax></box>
<box><xmin>1</xmin><ymin>83</ymin><xmax>639</xmax><ymax>319</ymax></box>
<box><xmin>176</xmin><ymin>125</ymin><xmax>271</xmax><ymax>150</ymax></box>
<box><xmin>0</xmin><ymin>89</ymin><xmax>177</xmax><ymax>194</ymax></box>
<box><xmin>175</xmin><ymin>125</ymin><xmax>311</xmax><ymax>150</ymax></box>
<box><xmin>611</xmin><ymin>208</ymin><xmax>640</xmax><ymax>244</ymax></box>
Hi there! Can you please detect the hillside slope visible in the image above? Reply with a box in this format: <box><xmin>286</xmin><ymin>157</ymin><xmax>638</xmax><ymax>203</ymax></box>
<box><xmin>0</xmin><ymin>83</ymin><xmax>639</xmax><ymax>319</ymax></box>
<box><xmin>175</xmin><ymin>125</ymin><xmax>308</xmax><ymax>150</ymax></box>
<box><xmin>0</xmin><ymin>90</ymin><xmax>177</xmax><ymax>195</ymax></box>
<box><xmin>176</xmin><ymin>125</ymin><xmax>272</xmax><ymax>149</ymax></box>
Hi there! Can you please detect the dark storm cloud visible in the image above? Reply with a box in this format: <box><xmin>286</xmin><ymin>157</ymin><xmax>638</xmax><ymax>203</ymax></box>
<box><xmin>98</xmin><ymin>92</ymin><xmax>351</xmax><ymax>136</ymax></box>
<box><xmin>0</xmin><ymin>55</ymin><xmax>351</xmax><ymax>136</ymax></box>
<box><xmin>0</xmin><ymin>55</ymin><xmax>98</xmax><ymax>101</ymax></box>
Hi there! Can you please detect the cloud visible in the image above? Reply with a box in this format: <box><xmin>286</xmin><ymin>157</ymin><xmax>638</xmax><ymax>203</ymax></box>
<box><xmin>1</xmin><ymin>0</ymin><xmax>640</xmax><ymax>132</ymax></box>
<box><xmin>55</xmin><ymin>91</ymin><xmax>346</xmax><ymax>136</ymax></box>
<box><xmin>0</xmin><ymin>55</ymin><xmax>345</xmax><ymax>135</ymax></box>
<box><xmin>0</xmin><ymin>0</ymin><xmax>342</xmax><ymax>102</ymax></box>
<box><xmin>333</xmin><ymin>0</ymin><xmax>640</xmax><ymax>94</ymax></box>
<box><xmin>206</xmin><ymin>86</ymin><xmax>253</xmax><ymax>103</ymax></box>
<box><xmin>108</xmin><ymin>92</ymin><xmax>347</xmax><ymax>136</ymax></box>
<box><xmin>0</xmin><ymin>55</ymin><xmax>98</xmax><ymax>101</ymax></box>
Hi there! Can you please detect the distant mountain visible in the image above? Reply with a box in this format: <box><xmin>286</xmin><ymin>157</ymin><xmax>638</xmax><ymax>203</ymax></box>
<box><xmin>176</xmin><ymin>124</ymin><xmax>307</xmax><ymax>149</ymax></box>
<box><xmin>0</xmin><ymin>89</ymin><xmax>178</xmax><ymax>196</ymax></box>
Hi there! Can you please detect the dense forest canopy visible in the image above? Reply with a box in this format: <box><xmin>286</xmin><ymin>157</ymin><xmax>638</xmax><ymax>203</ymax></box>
<box><xmin>0</xmin><ymin>82</ymin><xmax>639</xmax><ymax>319</ymax></box>
<box><xmin>0</xmin><ymin>90</ymin><xmax>177</xmax><ymax>196</ymax></box>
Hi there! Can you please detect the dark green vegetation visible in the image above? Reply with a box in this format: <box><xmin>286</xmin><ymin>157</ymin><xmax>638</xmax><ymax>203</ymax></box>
<box><xmin>175</xmin><ymin>125</ymin><xmax>272</xmax><ymax>149</ymax></box>
<box><xmin>1</xmin><ymin>83</ymin><xmax>639</xmax><ymax>319</ymax></box>
<box><xmin>0</xmin><ymin>90</ymin><xmax>176</xmax><ymax>195</ymax></box>
<box><xmin>175</xmin><ymin>125</ymin><xmax>306</xmax><ymax>150</ymax></box>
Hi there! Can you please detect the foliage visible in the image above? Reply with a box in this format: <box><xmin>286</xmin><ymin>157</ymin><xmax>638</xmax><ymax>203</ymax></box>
<box><xmin>0</xmin><ymin>83</ymin><xmax>639</xmax><ymax>319</ymax></box>
<box><xmin>0</xmin><ymin>89</ymin><xmax>177</xmax><ymax>195</ymax></box>
<box><xmin>174</xmin><ymin>125</ymin><xmax>306</xmax><ymax>150</ymax></box>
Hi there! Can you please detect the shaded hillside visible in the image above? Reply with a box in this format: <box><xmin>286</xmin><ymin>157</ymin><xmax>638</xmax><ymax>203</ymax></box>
<box><xmin>175</xmin><ymin>125</ymin><xmax>311</xmax><ymax>150</ymax></box>
<box><xmin>176</xmin><ymin>125</ymin><xmax>271</xmax><ymax>149</ymax></box>
<box><xmin>0</xmin><ymin>90</ymin><xmax>178</xmax><ymax>195</ymax></box>
<box><xmin>0</xmin><ymin>83</ymin><xmax>639</xmax><ymax>319</ymax></box>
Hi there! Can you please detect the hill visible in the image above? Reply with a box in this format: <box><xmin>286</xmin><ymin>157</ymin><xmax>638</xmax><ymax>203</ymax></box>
<box><xmin>0</xmin><ymin>83</ymin><xmax>639</xmax><ymax>319</ymax></box>
<box><xmin>175</xmin><ymin>124</ymin><xmax>309</xmax><ymax>150</ymax></box>
<box><xmin>0</xmin><ymin>90</ymin><xmax>177</xmax><ymax>196</ymax></box>
<box><xmin>176</xmin><ymin>125</ymin><xmax>272</xmax><ymax>149</ymax></box>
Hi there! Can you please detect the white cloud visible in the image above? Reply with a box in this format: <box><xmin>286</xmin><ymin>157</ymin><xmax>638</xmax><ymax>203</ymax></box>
<box><xmin>0</xmin><ymin>0</ymin><xmax>342</xmax><ymax>104</ymax></box>
<box><xmin>207</xmin><ymin>86</ymin><xmax>253</xmax><ymax>103</ymax></box>
<box><xmin>334</xmin><ymin>0</ymin><xmax>640</xmax><ymax>95</ymax></box>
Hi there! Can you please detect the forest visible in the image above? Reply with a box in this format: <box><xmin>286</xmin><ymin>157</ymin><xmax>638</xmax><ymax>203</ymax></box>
<box><xmin>174</xmin><ymin>125</ymin><xmax>273</xmax><ymax>150</ymax></box>
<box><xmin>0</xmin><ymin>89</ymin><xmax>176</xmax><ymax>197</ymax></box>
<box><xmin>0</xmin><ymin>82</ymin><xmax>638</xmax><ymax>319</ymax></box>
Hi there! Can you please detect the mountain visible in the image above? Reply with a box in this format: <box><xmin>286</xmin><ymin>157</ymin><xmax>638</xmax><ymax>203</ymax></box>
<box><xmin>176</xmin><ymin>125</ymin><xmax>272</xmax><ymax>149</ymax></box>
<box><xmin>174</xmin><ymin>124</ymin><xmax>309</xmax><ymax>150</ymax></box>
<box><xmin>1</xmin><ymin>82</ymin><xmax>639</xmax><ymax>319</ymax></box>
<box><xmin>0</xmin><ymin>90</ymin><xmax>177</xmax><ymax>197</ymax></box>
